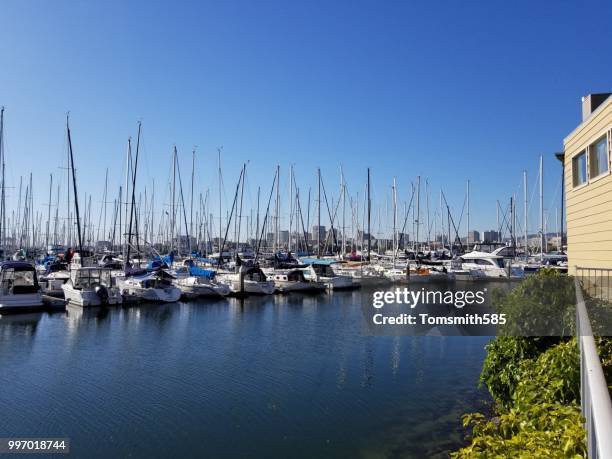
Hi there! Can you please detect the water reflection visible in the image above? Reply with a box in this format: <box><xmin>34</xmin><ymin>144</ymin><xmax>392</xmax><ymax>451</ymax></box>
<box><xmin>0</xmin><ymin>286</ymin><xmax>493</xmax><ymax>458</ymax></box>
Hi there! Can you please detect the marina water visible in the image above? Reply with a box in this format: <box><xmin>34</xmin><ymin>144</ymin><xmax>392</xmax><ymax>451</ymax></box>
<box><xmin>0</xmin><ymin>285</ymin><xmax>494</xmax><ymax>458</ymax></box>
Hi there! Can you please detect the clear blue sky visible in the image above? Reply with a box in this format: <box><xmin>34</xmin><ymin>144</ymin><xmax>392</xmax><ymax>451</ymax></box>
<box><xmin>1</xmin><ymin>0</ymin><xmax>611</xmax><ymax>241</ymax></box>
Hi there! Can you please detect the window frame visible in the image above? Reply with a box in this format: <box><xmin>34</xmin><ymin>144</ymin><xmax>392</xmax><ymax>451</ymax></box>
<box><xmin>572</xmin><ymin>149</ymin><xmax>588</xmax><ymax>189</ymax></box>
<box><xmin>588</xmin><ymin>134</ymin><xmax>610</xmax><ymax>181</ymax></box>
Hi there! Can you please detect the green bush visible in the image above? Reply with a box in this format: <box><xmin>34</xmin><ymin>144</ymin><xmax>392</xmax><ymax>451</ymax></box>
<box><xmin>492</xmin><ymin>269</ymin><xmax>576</xmax><ymax>336</ymax></box>
<box><xmin>451</xmin><ymin>403</ymin><xmax>585</xmax><ymax>458</ymax></box>
<box><xmin>512</xmin><ymin>340</ymin><xmax>580</xmax><ymax>409</ymax></box>
<box><xmin>480</xmin><ymin>336</ymin><xmax>559</xmax><ymax>410</ymax></box>
<box><xmin>453</xmin><ymin>271</ymin><xmax>587</xmax><ymax>457</ymax></box>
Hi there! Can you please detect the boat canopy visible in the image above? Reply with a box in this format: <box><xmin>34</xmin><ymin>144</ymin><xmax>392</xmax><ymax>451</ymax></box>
<box><xmin>188</xmin><ymin>266</ymin><xmax>216</xmax><ymax>279</ymax></box>
<box><xmin>0</xmin><ymin>261</ymin><xmax>36</xmax><ymax>272</ymax></box>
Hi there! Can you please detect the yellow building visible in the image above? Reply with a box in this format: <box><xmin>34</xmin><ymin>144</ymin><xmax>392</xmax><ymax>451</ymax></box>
<box><xmin>564</xmin><ymin>93</ymin><xmax>612</xmax><ymax>274</ymax></box>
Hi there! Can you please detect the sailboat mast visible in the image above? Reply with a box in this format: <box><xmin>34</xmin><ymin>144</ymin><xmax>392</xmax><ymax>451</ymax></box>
<box><xmin>45</xmin><ymin>173</ymin><xmax>53</xmax><ymax>250</ymax></box>
<box><xmin>392</xmin><ymin>178</ymin><xmax>397</xmax><ymax>265</ymax></box>
<box><xmin>171</xmin><ymin>145</ymin><xmax>177</xmax><ymax>253</ymax></box>
<box><xmin>367</xmin><ymin>167</ymin><xmax>371</xmax><ymax>261</ymax></box>
<box><xmin>289</xmin><ymin>165</ymin><xmax>293</xmax><ymax>253</ymax></box>
<box><xmin>539</xmin><ymin>154</ymin><xmax>544</xmax><ymax>261</ymax></box>
<box><xmin>317</xmin><ymin>168</ymin><xmax>321</xmax><ymax>258</ymax></box>
<box><xmin>125</xmin><ymin>122</ymin><xmax>141</xmax><ymax>267</ymax></box>
<box><xmin>466</xmin><ymin>179</ymin><xmax>470</xmax><ymax>248</ymax></box>
<box><xmin>190</xmin><ymin>148</ymin><xmax>195</xmax><ymax>245</ymax></box>
<box><xmin>66</xmin><ymin>116</ymin><xmax>83</xmax><ymax>255</ymax></box>
<box><xmin>523</xmin><ymin>170</ymin><xmax>528</xmax><ymax>259</ymax></box>
<box><xmin>0</xmin><ymin>107</ymin><xmax>5</xmax><ymax>250</ymax></box>
<box><xmin>416</xmin><ymin>176</ymin><xmax>420</xmax><ymax>250</ymax></box>
<box><xmin>217</xmin><ymin>147</ymin><xmax>222</xmax><ymax>258</ymax></box>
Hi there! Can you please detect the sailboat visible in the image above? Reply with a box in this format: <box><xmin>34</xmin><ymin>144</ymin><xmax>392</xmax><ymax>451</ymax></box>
<box><xmin>115</xmin><ymin>131</ymin><xmax>181</xmax><ymax>303</ymax></box>
<box><xmin>173</xmin><ymin>260</ymin><xmax>231</xmax><ymax>298</ymax></box>
<box><xmin>59</xmin><ymin>115</ymin><xmax>123</xmax><ymax>307</ymax></box>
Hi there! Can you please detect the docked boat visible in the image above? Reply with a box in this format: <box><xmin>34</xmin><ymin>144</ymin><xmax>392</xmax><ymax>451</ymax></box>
<box><xmin>173</xmin><ymin>263</ymin><xmax>231</xmax><ymax>298</ymax></box>
<box><xmin>38</xmin><ymin>260</ymin><xmax>70</xmax><ymax>296</ymax></box>
<box><xmin>116</xmin><ymin>269</ymin><xmax>182</xmax><ymax>303</ymax></box>
<box><xmin>62</xmin><ymin>266</ymin><xmax>123</xmax><ymax>307</ymax></box>
<box><xmin>300</xmin><ymin>259</ymin><xmax>356</xmax><ymax>290</ymax></box>
<box><xmin>460</xmin><ymin>251</ymin><xmax>517</xmax><ymax>279</ymax></box>
<box><xmin>218</xmin><ymin>265</ymin><xmax>275</xmax><ymax>296</ymax></box>
<box><xmin>0</xmin><ymin>262</ymin><xmax>44</xmax><ymax>311</ymax></box>
<box><xmin>265</xmin><ymin>268</ymin><xmax>326</xmax><ymax>293</ymax></box>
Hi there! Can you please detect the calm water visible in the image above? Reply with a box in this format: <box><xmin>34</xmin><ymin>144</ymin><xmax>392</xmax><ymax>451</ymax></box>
<box><xmin>0</xmin><ymin>287</ymin><xmax>492</xmax><ymax>458</ymax></box>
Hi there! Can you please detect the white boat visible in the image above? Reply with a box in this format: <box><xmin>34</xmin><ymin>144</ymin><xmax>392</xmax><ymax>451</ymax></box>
<box><xmin>173</xmin><ymin>265</ymin><xmax>231</xmax><ymax>298</ymax></box>
<box><xmin>218</xmin><ymin>265</ymin><xmax>275</xmax><ymax>296</ymax></box>
<box><xmin>301</xmin><ymin>262</ymin><xmax>356</xmax><ymax>290</ymax></box>
<box><xmin>0</xmin><ymin>262</ymin><xmax>44</xmax><ymax>311</ymax></box>
<box><xmin>174</xmin><ymin>276</ymin><xmax>231</xmax><ymax>298</ymax></box>
<box><xmin>116</xmin><ymin>270</ymin><xmax>182</xmax><ymax>303</ymax></box>
<box><xmin>333</xmin><ymin>263</ymin><xmax>390</xmax><ymax>287</ymax></box>
<box><xmin>62</xmin><ymin>267</ymin><xmax>123</xmax><ymax>307</ymax></box>
<box><xmin>460</xmin><ymin>251</ymin><xmax>511</xmax><ymax>279</ymax></box>
<box><xmin>38</xmin><ymin>262</ymin><xmax>70</xmax><ymax>296</ymax></box>
<box><xmin>265</xmin><ymin>268</ymin><xmax>326</xmax><ymax>293</ymax></box>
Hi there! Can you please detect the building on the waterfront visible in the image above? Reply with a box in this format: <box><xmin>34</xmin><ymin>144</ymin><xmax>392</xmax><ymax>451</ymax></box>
<box><xmin>466</xmin><ymin>230</ymin><xmax>480</xmax><ymax>244</ymax></box>
<box><xmin>563</xmin><ymin>93</ymin><xmax>612</xmax><ymax>274</ymax></box>
<box><xmin>482</xmin><ymin>230</ymin><xmax>500</xmax><ymax>243</ymax></box>
<box><xmin>312</xmin><ymin>225</ymin><xmax>326</xmax><ymax>241</ymax></box>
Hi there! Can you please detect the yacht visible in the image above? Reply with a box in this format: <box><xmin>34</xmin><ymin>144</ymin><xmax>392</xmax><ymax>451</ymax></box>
<box><xmin>300</xmin><ymin>259</ymin><xmax>356</xmax><ymax>290</ymax></box>
<box><xmin>62</xmin><ymin>266</ymin><xmax>123</xmax><ymax>307</ymax></box>
<box><xmin>173</xmin><ymin>262</ymin><xmax>231</xmax><ymax>298</ymax></box>
<box><xmin>217</xmin><ymin>265</ymin><xmax>275</xmax><ymax>296</ymax></box>
<box><xmin>38</xmin><ymin>260</ymin><xmax>70</xmax><ymax>296</ymax></box>
<box><xmin>116</xmin><ymin>269</ymin><xmax>182</xmax><ymax>303</ymax></box>
<box><xmin>0</xmin><ymin>262</ymin><xmax>44</xmax><ymax>311</ymax></box>
<box><xmin>265</xmin><ymin>268</ymin><xmax>326</xmax><ymax>293</ymax></box>
<box><xmin>460</xmin><ymin>251</ymin><xmax>512</xmax><ymax>279</ymax></box>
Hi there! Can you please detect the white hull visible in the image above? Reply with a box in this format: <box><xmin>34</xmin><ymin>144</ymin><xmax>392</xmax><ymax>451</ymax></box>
<box><xmin>174</xmin><ymin>277</ymin><xmax>231</xmax><ymax>298</ymax></box>
<box><xmin>117</xmin><ymin>279</ymin><xmax>182</xmax><ymax>303</ymax></box>
<box><xmin>320</xmin><ymin>276</ymin><xmax>355</xmax><ymax>290</ymax></box>
<box><xmin>229</xmin><ymin>279</ymin><xmax>275</xmax><ymax>295</ymax></box>
<box><xmin>272</xmin><ymin>280</ymin><xmax>326</xmax><ymax>292</ymax></box>
<box><xmin>62</xmin><ymin>283</ymin><xmax>123</xmax><ymax>307</ymax></box>
<box><xmin>0</xmin><ymin>293</ymin><xmax>44</xmax><ymax>310</ymax></box>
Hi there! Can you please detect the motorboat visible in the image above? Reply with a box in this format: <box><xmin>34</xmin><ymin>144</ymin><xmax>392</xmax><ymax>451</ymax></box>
<box><xmin>116</xmin><ymin>269</ymin><xmax>182</xmax><ymax>303</ymax></box>
<box><xmin>173</xmin><ymin>263</ymin><xmax>231</xmax><ymax>298</ymax></box>
<box><xmin>217</xmin><ymin>265</ymin><xmax>275</xmax><ymax>296</ymax></box>
<box><xmin>265</xmin><ymin>268</ymin><xmax>326</xmax><ymax>293</ymax></box>
<box><xmin>300</xmin><ymin>259</ymin><xmax>356</xmax><ymax>290</ymax></box>
<box><xmin>460</xmin><ymin>251</ymin><xmax>518</xmax><ymax>279</ymax></box>
<box><xmin>62</xmin><ymin>266</ymin><xmax>123</xmax><ymax>307</ymax></box>
<box><xmin>0</xmin><ymin>261</ymin><xmax>44</xmax><ymax>311</ymax></box>
<box><xmin>38</xmin><ymin>260</ymin><xmax>70</xmax><ymax>296</ymax></box>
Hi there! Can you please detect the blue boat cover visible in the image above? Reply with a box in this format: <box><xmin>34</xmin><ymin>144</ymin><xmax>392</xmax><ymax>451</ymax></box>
<box><xmin>188</xmin><ymin>266</ymin><xmax>216</xmax><ymax>279</ymax></box>
<box><xmin>299</xmin><ymin>258</ymin><xmax>337</xmax><ymax>266</ymax></box>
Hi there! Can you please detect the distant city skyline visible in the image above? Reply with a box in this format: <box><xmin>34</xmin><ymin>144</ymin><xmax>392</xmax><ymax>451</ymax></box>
<box><xmin>1</xmin><ymin>0</ymin><xmax>611</xmax><ymax>243</ymax></box>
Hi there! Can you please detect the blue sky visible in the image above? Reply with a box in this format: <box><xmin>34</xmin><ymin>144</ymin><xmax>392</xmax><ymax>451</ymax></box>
<box><xmin>1</xmin><ymin>0</ymin><xmax>611</xmax><ymax>241</ymax></box>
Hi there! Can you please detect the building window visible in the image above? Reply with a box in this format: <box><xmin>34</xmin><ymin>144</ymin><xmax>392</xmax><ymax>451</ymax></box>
<box><xmin>589</xmin><ymin>135</ymin><xmax>609</xmax><ymax>178</ymax></box>
<box><xmin>572</xmin><ymin>151</ymin><xmax>587</xmax><ymax>187</ymax></box>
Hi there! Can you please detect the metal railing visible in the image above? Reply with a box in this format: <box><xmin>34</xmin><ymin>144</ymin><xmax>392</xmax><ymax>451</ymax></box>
<box><xmin>574</xmin><ymin>275</ymin><xmax>612</xmax><ymax>459</ymax></box>
<box><xmin>576</xmin><ymin>266</ymin><xmax>612</xmax><ymax>303</ymax></box>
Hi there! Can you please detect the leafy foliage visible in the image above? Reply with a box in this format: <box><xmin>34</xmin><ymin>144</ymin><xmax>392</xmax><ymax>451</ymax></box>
<box><xmin>452</xmin><ymin>271</ymin><xmax>587</xmax><ymax>457</ymax></box>
<box><xmin>512</xmin><ymin>340</ymin><xmax>580</xmax><ymax>409</ymax></box>
<box><xmin>492</xmin><ymin>269</ymin><xmax>576</xmax><ymax>336</ymax></box>
<box><xmin>451</xmin><ymin>403</ymin><xmax>585</xmax><ymax>458</ymax></box>
<box><xmin>480</xmin><ymin>336</ymin><xmax>554</xmax><ymax>410</ymax></box>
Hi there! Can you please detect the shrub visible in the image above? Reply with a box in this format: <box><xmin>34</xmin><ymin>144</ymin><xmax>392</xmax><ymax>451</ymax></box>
<box><xmin>451</xmin><ymin>403</ymin><xmax>585</xmax><ymax>458</ymax></box>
